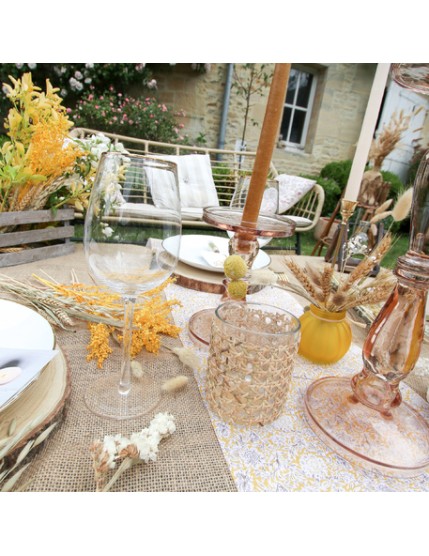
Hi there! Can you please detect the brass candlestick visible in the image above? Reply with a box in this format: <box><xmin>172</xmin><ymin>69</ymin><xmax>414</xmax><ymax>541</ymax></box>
<box><xmin>329</xmin><ymin>199</ymin><xmax>358</xmax><ymax>271</ymax></box>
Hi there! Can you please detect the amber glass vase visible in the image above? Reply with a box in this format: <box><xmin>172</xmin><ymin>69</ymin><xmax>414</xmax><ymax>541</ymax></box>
<box><xmin>298</xmin><ymin>304</ymin><xmax>352</xmax><ymax>365</ymax></box>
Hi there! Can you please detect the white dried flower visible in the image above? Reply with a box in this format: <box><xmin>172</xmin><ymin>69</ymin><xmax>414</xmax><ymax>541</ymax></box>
<box><xmin>130</xmin><ymin>359</ymin><xmax>144</xmax><ymax>378</ymax></box>
<box><xmin>101</xmin><ymin>436</ymin><xmax>119</xmax><ymax>469</ymax></box>
<box><xmin>149</xmin><ymin>412</ymin><xmax>176</xmax><ymax>436</ymax></box>
<box><xmin>102</xmin><ymin>225</ymin><xmax>114</xmax><ymax>238</ymax></box>
<box><xmin>91</xmin><ymin>412</ymin><xmax>176</xmax><ymax>491</ymax></box>
<box><xmin>248</xmin><ymin>269</ymin><xmax>278</xmax><ymax>286</ymax></box>
<box><xmin>171</xmin><ymin>346</ymin><xmax>200</xmax><ymax>369</ymax></box>
<box><xmin>162</xmin><ymin>375</ymin><xmax>189</xmax><ymax>393</ymax></box>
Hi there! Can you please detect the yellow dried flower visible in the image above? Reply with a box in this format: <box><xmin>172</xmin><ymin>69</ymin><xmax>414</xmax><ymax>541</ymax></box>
<box><xmin>26</xmin><ymin>119</ymin><xmax>82</xmax><ymax>178</ymax></box>
<box><xmin>28</xmin><ymin>275</ymin><xmax>182</xmax><ymax>369</ymax></box>
<box><xmin>0</xmin><ymin>72</ymin><xmax>91</xmax><ymax>214</ymax></box>
<box><xmin>87</xmin><ymin>323</ymin><xmax>113</xmax><ymax>369</ymax></box>
<box><xmin>227</xmin><ymin>280</ymin><xmax>248</xmax><ymax>300</ymax></box>
<box><xmin>224</xmin><ymin>255</ymin><xmax>248</xmax><ymax>280</ymax></box>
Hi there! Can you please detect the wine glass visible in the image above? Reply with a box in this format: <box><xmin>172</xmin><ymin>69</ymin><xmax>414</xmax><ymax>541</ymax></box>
<box><xmin>83</xmin><ymin>152</ymin><xmax>181</xmax><ymax>420</ymax></box>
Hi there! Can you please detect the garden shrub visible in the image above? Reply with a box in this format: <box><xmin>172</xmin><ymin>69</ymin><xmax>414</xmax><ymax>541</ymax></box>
<box><xmin>380</xmin><ymin>170</ymin><xmax>404</xmax><ymax>199</ymax></box>
<box><xmin>314</xmin><ymin>176</ymin><xmax>342</xmax><ymax>216</ymax></box>
<box><xmin>319</xmin><ymin>160</ymin><xmax>352</xmax><ymax>188</ymax></box>
<box><xmin>0</xmin><ymin>63</ymin><xmax>157</xmax><ymax>130</ymax></box>
<box><xmin>70</xmin><ymin>90</ymin><xmax>186</xmax><ymax>144</ymax></box>
<box><xmin>316</xmin><ymin>159</ymin><xmax>405</xmax><ymax>221</ymax></box>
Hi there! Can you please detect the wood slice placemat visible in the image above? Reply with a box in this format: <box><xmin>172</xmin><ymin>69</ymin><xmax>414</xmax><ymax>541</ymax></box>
<box><xmin>0</xmin><ymin>348</ymin><xmax>71</xmax><ymax>462</ymax></box>
<box><xmin>173</xmin><ymin>261</ymin><xmax>225</xmax><ymax>294</ymax></box>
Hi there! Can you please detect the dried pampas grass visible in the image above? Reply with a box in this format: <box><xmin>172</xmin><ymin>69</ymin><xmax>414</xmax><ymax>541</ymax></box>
<box><xmin>391</xmin><ymin>187</ymin><xmax>414</xmax><ymax>222</ymax></box>
<box><xmin>161</xmin><ymin>375</ymin><xmax>189</xmax><ymax>393</ymax></box>
<box><xmin>370</xmin><ymin>187</ymin><xmax>413</xmax><ymax>227</ymax></box>
<box><xmin>368</xmin><ymin>110</ymin><xmax>411</xmax><ymax>169</ymax></box>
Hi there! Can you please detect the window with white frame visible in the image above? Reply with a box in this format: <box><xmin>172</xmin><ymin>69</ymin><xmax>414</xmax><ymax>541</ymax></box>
<box><xmin>280</xmin><ymin>67</ymin><xmax>317</xmax><ymax>148</ymax></box>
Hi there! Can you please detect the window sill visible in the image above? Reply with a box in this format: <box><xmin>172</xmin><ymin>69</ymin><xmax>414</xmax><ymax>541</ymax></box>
<box><xmin>277</xmin><ymin>144</ymin><xmax>309</xmax><ymax>157</ymax></box>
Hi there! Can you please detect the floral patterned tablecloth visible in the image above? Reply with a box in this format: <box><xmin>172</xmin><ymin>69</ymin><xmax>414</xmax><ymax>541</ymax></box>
<box><xmin>166</xmin><ymin>283</ymin><xmax>429</xmax><ymax>492</ymax></box>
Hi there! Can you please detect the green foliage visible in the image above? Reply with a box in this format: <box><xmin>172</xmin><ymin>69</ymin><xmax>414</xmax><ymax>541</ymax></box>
<box><xmin>380</xmin><ymin>170</ymin><xmax>404</xmax><ymax>199</ymax></box>
<box><xmin>70</xmin><ymin>91</ymin><xmax>185</xmax><ymax>144</ymax></box>
<box><xmin>319</xmin><ymin>160</ymin><xmax>352</xmax><ymax>188</ymax></box>
<box><xmin>315</xmin><ymin>176</ymin><xmax>342</xmax><ymax>216</ymax></box>
<box><xmin>316</xmin><ymin>159</ymin><xmax>405</xmax><ymax>222</ymax></box>
<box><xmin>0</xmin><ymin>63</ymin><xmax>156</xmax><ymax>131</ymax></box>
<box><xmin>316</xmin><ymin>160</ymin><xmax>352</xmax><ymax>216</ymax></box>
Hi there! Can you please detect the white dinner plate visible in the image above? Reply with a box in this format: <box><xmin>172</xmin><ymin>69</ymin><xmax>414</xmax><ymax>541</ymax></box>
<box><xmin>0</xmin><ymin>299</ymin><xmax>55</xmax><ymax>350</ymax></box>
<box><xmin>0</xmin><ymin>299</ymin><xmax>56</xmax><ymax>411</ymax></box>
<box><xmin>163</xmin><ymin>234</ymin><xmax>271</xmax><ymax>273</ymax></box>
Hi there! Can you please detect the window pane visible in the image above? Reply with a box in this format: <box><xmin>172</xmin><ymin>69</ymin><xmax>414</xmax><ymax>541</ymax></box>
<box><xmin>280</xmin><ymin>107</ymin><xmax>291</xmax><ymax>140</ymax></box>
<box><xmin>290</xmin><ymin>109</ymin><xmax>306</xmax><ymax>144</ymax></box>
<box><xmin>286</xmin><ymin>69</ymin><xmax>298</xmax><ymax>104</ymax></box>
<box><xmin>296</xmin><ymin>72</ymin><xmax>313</xmax><ymax>107</ymax></box>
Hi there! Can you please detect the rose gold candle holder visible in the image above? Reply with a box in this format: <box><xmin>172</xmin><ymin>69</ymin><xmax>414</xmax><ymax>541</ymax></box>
<box><xmin>188</xmin><ymin>206</ymin><xmax>296</xmax><ymax>349</ymax></box>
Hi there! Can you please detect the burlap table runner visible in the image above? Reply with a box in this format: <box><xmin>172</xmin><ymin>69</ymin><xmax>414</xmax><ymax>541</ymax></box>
<box><xmin>1</xmin><ymin>245</ymin><xmax>236</xmax><ymax>492</ymax></box>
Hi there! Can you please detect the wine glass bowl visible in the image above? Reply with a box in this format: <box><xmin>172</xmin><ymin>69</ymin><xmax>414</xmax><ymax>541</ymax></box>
<box><xmin>84</xmin><ymin>152</ymin><xmax>181</xmax><ymax>420</ymax></box>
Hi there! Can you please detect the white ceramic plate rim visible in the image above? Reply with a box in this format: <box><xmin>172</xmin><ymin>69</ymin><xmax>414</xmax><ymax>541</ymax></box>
<box><xmin>0</xmin><ymin>299</ymin><xmax>56</xmax><ymax>411</ymax></box>
<box><xmin>163</xmin><ymin>234</ymin><xmax>271</xmax><ymax>273</ymax></box>
<box><xmin>0</xmin><ymin>299</ymin><xmax>55</xmax><ymax>350</ymax></box>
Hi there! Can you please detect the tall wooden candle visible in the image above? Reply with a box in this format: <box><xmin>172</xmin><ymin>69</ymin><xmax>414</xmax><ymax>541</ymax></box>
<box><xmin>241</xmin><ymin>63</ymin><xmax>291</xmax><ymax>227</ymax></box>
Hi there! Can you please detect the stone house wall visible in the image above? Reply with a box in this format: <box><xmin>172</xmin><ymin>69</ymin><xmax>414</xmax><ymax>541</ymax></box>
<box><xmin>145</xmin><ymin>63</ymin><xmax>428</xmax><ymax>178</ymax></box>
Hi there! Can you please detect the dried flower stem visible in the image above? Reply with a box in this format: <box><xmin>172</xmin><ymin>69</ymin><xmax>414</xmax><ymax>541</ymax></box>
<box><xmin>0</xmin><ymin>273</ymin><xmax>182</xmax><ymax>368</ymax></box>
<box><xmin>285</xmin><ymin>258</ymin><xmax>322</xmax><ymax>302</ymax></box>
<box><xmin>279</xmin><ymin>231</ymin><xmax>396</xmax><ymax>315</ymax></box>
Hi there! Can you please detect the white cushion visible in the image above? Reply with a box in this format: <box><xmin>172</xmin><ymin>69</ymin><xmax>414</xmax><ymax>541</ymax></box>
<box><xmin>231</xmin><ymin>176</ymin><xmax>279</xmax><ymax>214</ymax></box>
<box><xmin>260</xmin><ymin>187</ymin><xmax>278</xmax><ymax>213</ymax></box>
<box><xmin>276</xmin><ymin>174</ymin><xmax>316</xmax><ymax>214</ymax></box>
<box><xmin>284</xmin><ymin>215</ymin><xmax>312</xmax><ymax>228</ymax></box>
<box><xmin>149</xmin><ymin>154</ymin><xmax>219</xmax><ymax>210</ymax></box>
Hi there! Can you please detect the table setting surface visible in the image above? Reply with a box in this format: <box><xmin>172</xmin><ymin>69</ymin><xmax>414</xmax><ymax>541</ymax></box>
<box><xmin>1</xmin><ymin>244</ymin><xmax>429</xmax><ymax>492</ymax></box>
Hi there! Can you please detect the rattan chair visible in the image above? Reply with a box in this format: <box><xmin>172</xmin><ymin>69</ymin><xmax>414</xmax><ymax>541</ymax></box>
<box><xmin>71</xmin><ymin>128</ymin><xmax>325</xmax><ymax>253</ymax></box>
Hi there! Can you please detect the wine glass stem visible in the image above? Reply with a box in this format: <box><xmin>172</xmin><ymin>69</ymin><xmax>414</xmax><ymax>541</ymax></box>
<box><xmin>119</xmin><ymin>296</ymin><xmax>136</xmax><ymax>396</ymax></box>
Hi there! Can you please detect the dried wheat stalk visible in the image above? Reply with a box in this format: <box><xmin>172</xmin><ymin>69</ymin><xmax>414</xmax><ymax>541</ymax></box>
<box><xmin>282</xmin><ymin>232</ymin><xmax>396</xmax><ymax>313</ymax></box>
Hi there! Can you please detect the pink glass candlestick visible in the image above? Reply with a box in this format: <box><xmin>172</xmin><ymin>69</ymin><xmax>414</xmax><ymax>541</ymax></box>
<box><xmin>188</xmin><ymin>206</ymin><xmax>296</xmax><ymax>349</ymax></box>
<box><xmin>305</xmin><ymin>148</ymin><xmax>429</xmax><ymax>477</ymax></box>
